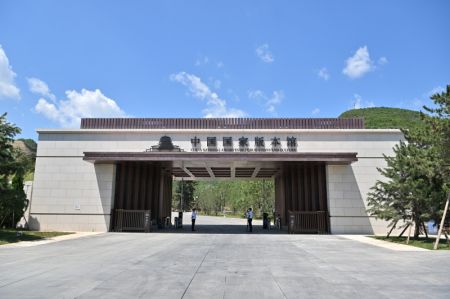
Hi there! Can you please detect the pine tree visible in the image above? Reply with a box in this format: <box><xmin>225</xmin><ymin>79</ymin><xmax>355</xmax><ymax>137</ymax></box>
<box><xmin>367</xmin><ymin>86</ymin><xmax>450</xmax><ymax>239</ymax></box>
<box><xmin>423</xmin><ymin>85</ymin><xmax>450</xmax><ymax>235</ymax></box>
<box><xmin>423</xmin><ymin>85</ymin><xmax>450</xmax><ymax>166</ymax></box>
<box><xmin>367</xmin><ymin>139</ymin><xmax>447</xmax><ymax>238</ymax></box>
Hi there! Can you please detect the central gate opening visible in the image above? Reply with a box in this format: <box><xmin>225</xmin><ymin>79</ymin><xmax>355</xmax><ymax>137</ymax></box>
<box><xmin>110</xmin><ymin>161</ymin><xmax>330</xmax><ymax>234</ymax></box>
<box><xmin>171</xmin><ymin>179</ymin><xmax>276</xmax><ymax>234</ymax></box>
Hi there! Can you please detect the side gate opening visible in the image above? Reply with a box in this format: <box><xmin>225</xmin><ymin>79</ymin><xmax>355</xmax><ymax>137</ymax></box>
<box><xmin>111</xmin><ymin>162</ymin><xmax>172</xmax><ymax>232</ymax></box>
<box><xmin>275</xmin><ymin>163</ymin><xmax>329</xmax><ymax>233</ymax></box>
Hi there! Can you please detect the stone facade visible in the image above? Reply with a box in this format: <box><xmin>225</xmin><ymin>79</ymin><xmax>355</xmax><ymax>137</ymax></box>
<box><xmin>30</xmin><ymin>128</ymin><xmax>403</xmax><ymax>234</ymax></box>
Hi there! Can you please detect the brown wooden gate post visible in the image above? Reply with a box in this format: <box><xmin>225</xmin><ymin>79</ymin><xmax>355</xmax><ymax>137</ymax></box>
<box><xmin>158</xmin><ymin>169</ymin><xmax>164</xmax><ymax>225</ymax></box>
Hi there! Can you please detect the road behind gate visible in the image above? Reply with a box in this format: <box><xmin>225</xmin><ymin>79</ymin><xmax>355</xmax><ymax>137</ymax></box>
<box><xmin>1</xmin><ymin>215</ymin><xmax>449</xmax><ymax>298</ymax></box>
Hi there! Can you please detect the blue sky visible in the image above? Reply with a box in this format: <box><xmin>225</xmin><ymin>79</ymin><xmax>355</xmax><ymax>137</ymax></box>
<box><xmin>0</xmin><ymin>1</ymin><xmax>449</xmax><ymax>138</ymax></box>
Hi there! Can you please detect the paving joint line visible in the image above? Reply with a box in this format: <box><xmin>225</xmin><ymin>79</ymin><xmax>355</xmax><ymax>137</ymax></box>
<box><xmin>180</xmin><ymin>236</ymin><xmax>215</xmax><ymax>299</ymax></box>
<box><xmin>268</xmin><ymin>267</ymin><xmax>287</xmax><ymax>299</ymax></box>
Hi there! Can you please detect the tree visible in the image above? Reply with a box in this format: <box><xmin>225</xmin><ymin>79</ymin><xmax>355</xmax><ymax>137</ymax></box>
<box><xmin>0</xmin><ymin>113</ymin><xmax>28</xmax><ymax>228</ymax></box>
<box><xmin>367</xmin><ymin>138</ymin><xmax>447</xmax><ymax>238</ymax></box>
<box><xmin>16</xmin><ymin>138</ymin><xmax>37</xmax><ymax>180</ymax></box>
<box><xmin>367</xmin><ymin>86</ymin><xmax>450</xmax><ymax>239</ymax></box>
<box><xmin>423</xmin><ymin>85</ymin><xmax>450</xmax><ymax>166</ymax></box>
<box><xmin>193</xmin><ymin>180</ymin><xmax>275</xmax><ymax>217</ymax></box>
<box><xmin>194</xmin><ymin>181</ymin><xmax>225</xmax><ymax>215</ymax></box>
<box><xmin>172</xmin><ymin>180</ymin><xmax>197</xmax><ymax>211</ymax></box>
<box><xmin>424</xmin><ymin>85</ymin><xmax>450</xmax><ymax>246</ymax></box>
<box><xmin>237</xmin><ymin>180</ymin><xmax>274</xmax><ymax>217</ymax></box>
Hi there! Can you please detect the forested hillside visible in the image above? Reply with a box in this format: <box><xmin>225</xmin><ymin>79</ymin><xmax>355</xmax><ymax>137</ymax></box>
<box><xmin>13</xmin><ymin>139</ymin><xmax>37</xmax><ymax>181</ymax></box>
<box><xmin>339</xmin><ymin>107</ymin><xmax>423</xmax><ymax>130</ymax></box>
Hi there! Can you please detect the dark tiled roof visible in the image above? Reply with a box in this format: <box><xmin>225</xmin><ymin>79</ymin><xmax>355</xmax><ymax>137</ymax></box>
<box><xmin>80</xmin><ymin>118</ymin><xmax>364</xmax><ymax>129</ymax></box>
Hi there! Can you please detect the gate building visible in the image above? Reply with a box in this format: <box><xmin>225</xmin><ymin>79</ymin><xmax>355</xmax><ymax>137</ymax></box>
<box><xmin>28</xmin><ymin>118</ymin><xmax>403</xmax><ymax>234</ymax></box>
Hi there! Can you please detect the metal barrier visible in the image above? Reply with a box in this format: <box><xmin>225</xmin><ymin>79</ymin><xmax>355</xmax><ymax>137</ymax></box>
<box><xmin>114</xmin><ymin>209</ymin><xmax>151</xmax><ymax>232</ymax></box>
<box><xmin>288</xmin><ymin>211</ymin><xmax>328</xmax><ymax>234</ymax></box>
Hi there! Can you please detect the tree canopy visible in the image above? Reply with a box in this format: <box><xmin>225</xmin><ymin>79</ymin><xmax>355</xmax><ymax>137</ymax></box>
<box><xmin>190</xmin><ymin>180</ymin><xmax>274</xmax><ymax>218</ymax></box>
<box><xmin>172</xmin><ymin>180</ymin><xmax>197</xmax><ymax>211</ymax></box>
<box><xmin>367</xmin><ymin>86</ymin><xmax>450</xmax><ymax>238</ymax></box>
<box><xmin>0</xmin><ymin>113</ymin><xmax>28</xmax><ymax>228</ymax></box>
<box><xmin>423</xmin><ymin>85</ymin><xmax>450</xmax><ymax>167</ymax></box>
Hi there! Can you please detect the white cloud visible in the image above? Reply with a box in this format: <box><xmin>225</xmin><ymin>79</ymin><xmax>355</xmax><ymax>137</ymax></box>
<box><xmin>248</xmin><ymin>89</ymin><xmax>265</xmax><ymax>101</ymax></box>
<box><xmin>266</xmin><ymin>90</ymin><xmax>284</xmax><ymax>113</ymax></box>
<box><xmin>35</xmin><ymin>88</ymin><xmax>127</xmax><ymax>127</ymax></box>
<box><xmin>256</xmin><ymin>44</ymin><xmax>274</xmax><ymax>63</ymax></box>
<box><xmin>312</xmin><ymin>108</ymin><xmax>320</xmax><ymax>115</ymax></box>
<box><xmin>351</xmin><ymin>94</ymin><xmax>375</xmax><ymax>109</ymax></box>
<box><xmin>248</xmin><ymin>89</ymin><xmax>284</xmax><ymax>114</ymax></box>
<box><xmin>378</xmin><ymin>56</ymin><xmax>388</xmax><ymax>65</ymax></box>
<box><xmin>170</xmin><ymin>72</ymin><xmax>246</xmax><ymax>118</ymax></box>
<box><xmin>27</xmin><ymin>77</ymin><xmax>56</xmax><ymax>102</ymax></box>
<box><xmin>0</xmin><ymin>45</ymin><xmax>20</xmax><ymax>99</ymax></box>
<box><xmin>317</xmin><ymin>67</ymin><xmax>330</xmax><ymax>81</ymax></box>
<box><xmin>195</xmin><ymin>57</ymin><xmax>225</xmax><ymax>69</ymax></box>
<box><xmin>342</xmin><ymin>46</ymin><xmax>374</xmax><ymax>79</ymax></box>
<box><xmin>195</xmin><ymin>56</ymin><xmax>209</xmax><ymax>66</ymax></box>
<box><xmin>353</xmin><ymin>94</ymin><xmax>362</xmax><ymax>109</ymax></box>
<box><xmin>35</xmin><ymin>98</ymin><xmax>60</xmax><ymax>123</ymax></box>
<box><xmin>410</xmin><ymin>86</ymin><xmax>445</xmax><ymax>109</ymax></box>
<box><xmin>366</xmin><ymin>101</ymin><xmax>375</xmax><ymax>108</ymax></box>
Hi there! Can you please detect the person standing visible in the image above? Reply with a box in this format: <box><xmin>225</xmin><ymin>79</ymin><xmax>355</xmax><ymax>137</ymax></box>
<box><xmin>191</xmin><ymin>208</ymin><xmax>197</xmax><ymax>231</ymax></box>
<box><xmin>247</xmin><ymin>208</ymin><xmax>253</xmax><ymax>232</ymax></box>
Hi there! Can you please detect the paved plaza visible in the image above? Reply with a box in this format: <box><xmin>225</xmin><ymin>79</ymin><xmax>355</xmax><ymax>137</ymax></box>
<box><xmin>1</xmin><ymin>215</ymin><xmax>449</xmax><ymax>298</ymax></box>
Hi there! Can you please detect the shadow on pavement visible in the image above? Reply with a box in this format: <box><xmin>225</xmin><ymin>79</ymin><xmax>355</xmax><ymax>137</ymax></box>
<box><xmin>150</xmin><ymin>224</ymin><xmax>287</xmax><ymax>234</ymax></box>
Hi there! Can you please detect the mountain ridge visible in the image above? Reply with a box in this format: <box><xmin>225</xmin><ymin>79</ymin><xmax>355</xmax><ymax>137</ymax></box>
<box><xmin>339</xmin><ymin>107</ymin><xmax>423</xmax><ymax>130</ymax></box>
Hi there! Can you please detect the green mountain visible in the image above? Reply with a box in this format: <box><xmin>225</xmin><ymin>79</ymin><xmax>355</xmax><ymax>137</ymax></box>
<box><xmin>339</xmin><ymin>107</ymin><xmax>423</xmax><ymax>130</ymax></box>
<box><xmin>13</xmin><ymin>139</ymin><xmax>37</xmax><ymax>181</ymax></box>
<box><xmin>14</xmin><ymin>139</ymin><xmax>37</xmax><ymax>156</ymax></box>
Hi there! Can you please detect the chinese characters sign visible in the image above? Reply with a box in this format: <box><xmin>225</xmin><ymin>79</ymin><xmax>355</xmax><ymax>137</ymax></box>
<box><xmin>190</xmin><ymin>136</ymin><xmax>298</xmax><ymax>152</ymax></box>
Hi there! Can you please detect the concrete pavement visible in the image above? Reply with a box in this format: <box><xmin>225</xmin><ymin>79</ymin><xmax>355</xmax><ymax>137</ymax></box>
<box><xmin>0</xmin><ymin>232</ymin><xmax>104</xmax><ymax>248</ymax></box>
<box><xmin>0</xmin><ymin>215</ymin><xmax>449</xmax><ymax>298</ymax></box>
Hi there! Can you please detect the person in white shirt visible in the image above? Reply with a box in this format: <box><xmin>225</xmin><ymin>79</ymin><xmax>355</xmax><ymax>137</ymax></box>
<box><xmin>191</xmin><ymin>208</ymin><xmax>197</xmax><ymax>231</ymax></box>
<box><xmin>246</xmin><ymin>208</ymin><xmax>253</xmax><ymax>232</ymax></box>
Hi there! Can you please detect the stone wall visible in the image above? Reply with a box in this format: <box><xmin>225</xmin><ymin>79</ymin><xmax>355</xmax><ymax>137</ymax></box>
<box><xmin>327</xmin><ymin>158</ymin><xmax>390</xmax><ymax>234</ymax></box>
<box><xmin>30</xmin><ymin>128</ymin><xmax>403</xmax><ymax>232</ymax></box>
<box><xmin>29</xmin><ymin>157</ymin><xmax>114</xmax><ymax>231</ymax></box>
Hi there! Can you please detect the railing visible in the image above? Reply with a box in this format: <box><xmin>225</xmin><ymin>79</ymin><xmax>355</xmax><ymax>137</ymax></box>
<box><xmin>80</xmin><ymin>117</ymin><xmax>365</xmax><ymax>130</ymax></box>
<box><xmin>113</xmin><ymin>209</ymin><xmax>151</xmax><ymax>232</ymax></box>
<box><xmin>288</xmin><ymin>211</ymin><xmax>328</xmax><ymax>234</ymax></box>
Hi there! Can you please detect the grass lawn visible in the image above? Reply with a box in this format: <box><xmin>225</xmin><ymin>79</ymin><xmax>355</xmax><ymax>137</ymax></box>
<box><xmin>372</xmin><ymin>236</ymin><xmax>450</xmax><ymax>250</ymax></box>
<box><xmin>0</xmin><ymin>230</ymin><xmax>73</xmax><ymax>245</ymax></box>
